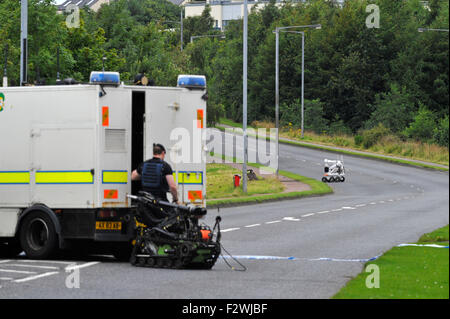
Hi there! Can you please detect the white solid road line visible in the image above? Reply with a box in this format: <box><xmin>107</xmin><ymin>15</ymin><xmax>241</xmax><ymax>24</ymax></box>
<box><xmin>65</xmin><ymin>261</ymin><xmax>99</xmax><ymax>272</ymax></box>
<box><xmin>0</xmin><ymin>269</ymin><xmax>37</xmax><ymax>275</ymax></box>
<box><xmin>14</xmin><ymin>271</ymin><xmax>59</xmax><ymax>283</ymax></box>
<box><xmin>2</xmin><ymin>264</ymin><xmax>59</xmax><ymax>270</ymax></box>
<box><xmin>283</xmin><ymin>217</ymin><xmax>300</xmax><ymax>221</ymax></box>
<box><xmin>301</xmin><ymin>213</ymin><xmax>315</xmax><ymax>217</ymax></box>
<box><xmin>265</xmin><ymin>220</ymin><xmax>281</xmax><ymax>224</ymax></box>
<box><xmin>0</xmin><ymin>277</ymin><xmax>12</xmax><ymax>281</ymax></box>
<box><xmin>19</xmin><ymin>259</ymin><xmax>74</xmax><ymax>265</ymax></box>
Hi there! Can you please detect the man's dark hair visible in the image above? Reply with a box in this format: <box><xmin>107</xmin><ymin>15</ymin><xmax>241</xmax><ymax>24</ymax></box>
<box><xmin>153</xmin><ymin>143</ymin><xmax>166</xmax><ymax>155</ymax></box>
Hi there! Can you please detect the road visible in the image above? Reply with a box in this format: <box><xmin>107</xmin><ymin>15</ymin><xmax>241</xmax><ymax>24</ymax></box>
<box><xmin>0</xmin><ymin>130</ymin><xmax>448</xmax><ymax>299</ymax></box>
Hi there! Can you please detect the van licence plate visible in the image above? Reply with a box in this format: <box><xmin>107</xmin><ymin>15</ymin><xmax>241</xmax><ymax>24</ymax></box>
<box><xmin>96</xmin><ymin>221</ymin><xmax>122</xmax><ymax>230</ymax></box>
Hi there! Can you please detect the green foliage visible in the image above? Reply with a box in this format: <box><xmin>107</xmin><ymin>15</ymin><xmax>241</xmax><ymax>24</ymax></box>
<box><xmin>280</xmin><ymin>98</ymin><xmax>328</xmax><ymax>134</ymax></box>
<box><xmin>403</xmin><ymin>106</ymin><xmax>437</xmax><ymax>142</ymax></box>
<box><xmin>365</xmin><ymin>84</ymin><xmax>417</xmax><ymax>133</ymax></box>
<box><xmin>360</xmin><ymin>124</ymin><xmax>392</xmax><ymax>149</ymax></box>
<box><xmin>0</xmin><ymin>0</ymin><xmax>448</xmax><ymax>149</ymax></box>
<box><xmin>354</xmin><ymin>135</ymin><xmax>363</xmax><ymax>147</ymax></box>
<box><xmin>433</xmin><ymin>116</ymin><xmax>449</xmax><ymax>147</ymax></box>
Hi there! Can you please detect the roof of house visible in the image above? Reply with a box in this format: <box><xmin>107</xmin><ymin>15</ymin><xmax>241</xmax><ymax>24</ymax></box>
<box><xmin>167</xmin><ymin>0</ymin><xmax>186</xmax><ymax>5</ymax></box>
<box><xmin>57</xmin><ymin>0</ymin><xmax>105</xmax><ymax>11</ymax></box>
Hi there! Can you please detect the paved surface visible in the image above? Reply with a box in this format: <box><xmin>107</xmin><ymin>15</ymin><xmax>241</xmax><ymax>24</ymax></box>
<box><xmin>0</xmin><ymin>129</ymin><xmax>448</xmax><ymax>299</ymax></box>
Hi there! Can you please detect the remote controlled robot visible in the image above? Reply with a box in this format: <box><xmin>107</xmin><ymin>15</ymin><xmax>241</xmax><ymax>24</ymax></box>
<box><xmin>322</xmin><ymin>158</ymin><xmax>346</xmax><ymax>183</ymax></box>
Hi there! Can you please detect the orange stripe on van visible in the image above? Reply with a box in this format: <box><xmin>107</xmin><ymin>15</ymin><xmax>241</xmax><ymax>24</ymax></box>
<box><xmin>102</xmin><ymin>106</ymin><xmax>109</xmax><ymax>126</ymax></box>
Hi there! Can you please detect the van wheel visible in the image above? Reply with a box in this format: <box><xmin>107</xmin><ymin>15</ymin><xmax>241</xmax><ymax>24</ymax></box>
<box><xmin>19</xmin><ymin>211</ymin><xmax>58</xmax><ymax>259</ymax></box>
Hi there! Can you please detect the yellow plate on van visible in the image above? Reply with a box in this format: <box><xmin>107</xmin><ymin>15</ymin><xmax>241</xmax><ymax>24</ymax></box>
<box><xmin>96</xmin><ymin>221</ymin><xmax>122</xmax><ymax>230</ymax></box>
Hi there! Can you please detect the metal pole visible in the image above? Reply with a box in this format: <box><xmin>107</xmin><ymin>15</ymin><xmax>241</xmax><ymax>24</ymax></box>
<box><xmin>301</xmin><ymin>32</ymin><xmax>305</xmax><ymax>138</ymax></box>
<box><xmin>56</xmin><ymin>47</ymin><xmax>60</xmax><ymax>82</ymax></box>
<box><xmin>20</xmin><ymin>0</ymin><xmax>28</xmax><ymax>86</ymax></box>
<box><xmin>3</xmin><ymin>44</ymin><xmax>7</xmax><ymax>87</ymax></box>
<box><xmin>242</xmin><ymin>0</ymin><xmax>248</xmax><ymax>193</ymax></box>
<box><xmin>275</xmin><ymin>29</ymin><xmax>279</xmax><ymax>176</ymax></box>
<box><xmin>180</xmin><ymin>9</ymin><xmax>183</xmax><ymax>52</ymax></box>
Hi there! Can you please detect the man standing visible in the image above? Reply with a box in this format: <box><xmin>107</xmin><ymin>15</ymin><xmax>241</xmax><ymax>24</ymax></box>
<box><xmin>131</xmin><ymin>143</ymin><xmax>179</xmax><ymax>203</ymax></box>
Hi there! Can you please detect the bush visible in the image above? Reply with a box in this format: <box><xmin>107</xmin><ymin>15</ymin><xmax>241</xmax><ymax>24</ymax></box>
<box><xmin>354</xmin><ymin>135</ymin><xmax>363</xmax><ymax>146</ymax></box>
<box><xmin>360</xmin><ymin>124</ymin><xmax>391</xmax><ymax>149</ymax></box>
<box><xmin>403</xmin><ymin>106</ymin><xmax>437</xmax><ymax>142</ymax></box>
<box><xmin>280</xmin><ymin>98</ymin><xmax>329</xmax><ymax>134</ymax></box>
<box><xmin>328</xmin><ymin>119</ymin><xmax>352</xmax><ymax>136</ymax></box>
<box><xmin>364</xmin><ymin>85</ymin><xmax>416</xmax><ymax>133</ymax></box>
<box><xmin>433</xmin><ymin>116</ymin><xmax>449</xmax><ymax>147</ymax></box>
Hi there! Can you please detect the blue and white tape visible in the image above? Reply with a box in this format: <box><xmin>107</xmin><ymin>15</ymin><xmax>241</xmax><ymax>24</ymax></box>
<box><xmin>219</xmin><ymin>243</ymin><xmax>448</xmax><ymax>264</ymax></box>
<box><xmin>397</xmin><ymin>243</ymin><xmax>449</xmax><ymax>249</ymax></box>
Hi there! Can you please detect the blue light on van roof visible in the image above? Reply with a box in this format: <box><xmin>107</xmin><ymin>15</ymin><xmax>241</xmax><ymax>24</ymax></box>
<box><xmin>177</xmin><ymin>75</ymin><xmax>206</xmax><ymax>89</ymax></box>
<box><xmin>90</xmin><ymin>71</ymin><xmax>120</xmax><ymax>86</ymax></box>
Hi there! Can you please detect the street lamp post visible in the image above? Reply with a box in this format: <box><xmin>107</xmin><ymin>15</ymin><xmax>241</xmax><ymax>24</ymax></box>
<box><xmin>163</xmin><ymin>8</ymin><xmax>184</xmax><ymax>52</ymax></box>
<box><xmin>273</xmin><ymin>24</ymin><xmax>321</xmax><ymax>175</ymax></box>
<box><xmin>20</xmin><ymin>0</ymin><xmax>28</xmax><ymax>86</ymax></box>
<box><xmin>243</xmin><ymin>0</ymin><xmax>248</xmax><ymax>193</ymax></box>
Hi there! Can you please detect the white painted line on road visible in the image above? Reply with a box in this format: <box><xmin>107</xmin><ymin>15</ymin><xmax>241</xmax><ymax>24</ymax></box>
<box><xmin>14</xmin><ymin>271</ymin><xmax>59</xmax><ymax>283</ymax></box>
<box><xmin>265</xmin><ymin>220</ymin><xmax>281</xmax><ymax>224</ymax></box>
<box><xmin>342</xmin><ymin>207</ymin><xmax>356</xmax><ymax>210</ymax></box>
<box><xmin>0</xmin><ymin>269</ymin><xmax>37</xmax><ymax>275</ymax></box>
<box><xmin>370</xmin><ymin>202</ymin><xmax>377</xmax><ymax>205</ymax></box>
<box><xmin>222</xmin><ymin>228</ymin><xmax>240</xmax><ymax>233</ymax></box>
<box><xmin>317</xmin><ymin>210</ymin><xmax>330</xmax><ymax>214</ymax></box>
<box><xmin>244</xmin><ymin>224</ymin><xmax>261</xmax><ymax>228</ymax></box>
<box><xmin>0</xmin><ymin>260</ymin><xmax>11</xmax><ymax>264</ymax></box>
<box><xmin>20</xmin><ymin>259</ymin><xmax>74</xmax><ymax>265</ymax></box>
<box><xmin>2</xmin><ymin>264</ymin><xmax>59</xmax><ymax>270</ymax></box>
<box><xmin>355</xmin><ymin>204</ymin><xmax>366</xmax><ymax>207</ymax></box>
<box><xmin>283</xmin><ymin>217</ymin><xmax>300</xmax><ymax>221</ymax></box>
<box><xmin>0</xmin><ymin>277</ymin><xmax>12</xmax><ymax>281</ymax></box>
<box><xmin>65</xmin><ymin>262</ymin><xmax>99</xmax><ymax>272</ymax></box>
<box><xmin>301</xmin><ymin>213</ymin><xmax>315</xmax><ymax>217</ymax></box>
<box><xmin>332</xmin><ymin>208</ymin><xmax>343</xmax><ymax>212</ymax></box>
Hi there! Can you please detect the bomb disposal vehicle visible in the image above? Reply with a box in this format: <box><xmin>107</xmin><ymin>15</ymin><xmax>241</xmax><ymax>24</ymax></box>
<box><xmin>0</xmin><ymin>72</ymin><xmax>207</xmax><ymax>260</ymax></box>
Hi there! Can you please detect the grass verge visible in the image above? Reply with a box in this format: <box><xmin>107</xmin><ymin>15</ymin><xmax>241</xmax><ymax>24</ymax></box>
<box><xmin>206</xmin><ymin>155</ymin><xmax>333</xmax><ymax>208</ymax></box>
<box><xmin>206</xmin><ymin>163</ymin><xmax>284</xmax><ymax>199</ymax></box>
<box><xmin>215</xmin><ymin>118</ymin><xmax>449</xmax><ymax>171</ymax></box>
<box><xmin>333</xmin><ymin>225</ymin><xmax>449</xmax><ymax>299</ymax></box>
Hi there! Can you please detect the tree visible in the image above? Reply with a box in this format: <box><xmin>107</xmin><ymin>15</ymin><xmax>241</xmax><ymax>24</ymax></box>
<box><xmin>403</xmin><ymin>106</ymin><xmax>437</xmax><ymax>142</ymax></box>
<box><xmin>365</xmin><ymin>84</ymin><xmax>416</xmax><ymax>133</ymax></box>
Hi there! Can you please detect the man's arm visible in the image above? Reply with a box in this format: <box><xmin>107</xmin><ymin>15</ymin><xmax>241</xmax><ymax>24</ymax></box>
<box><xmin>131</xmin><ymin>169</ymin><xmax>141</xmax><ymax>181</ymax></box>
<box><xmin>165</xmin><ymin>174</ymin><xmax>179</xmax><ymax>203</ymax></box>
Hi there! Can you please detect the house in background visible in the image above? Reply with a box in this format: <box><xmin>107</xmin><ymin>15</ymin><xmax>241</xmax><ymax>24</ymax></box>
<box><xmin>182</xmin><ymin>1</ymin><xmax>346</xmax><ymax>30</ymax></box>
<box><xmin>183</xmin><ymin>0</ymin><xmax>272</xmax><ymax>30</ymax></box>
<box><xmin>57</xmin><ymin>0</ymin><xmax>112</xmax><ymax>12</ymax></box>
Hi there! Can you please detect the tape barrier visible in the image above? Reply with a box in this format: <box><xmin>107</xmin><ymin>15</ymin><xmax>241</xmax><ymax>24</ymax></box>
<box><xmin>219</xmin><ymin>255</ymin><xmax>380</xmax><ymax>262</ymax></box>
<box><xmin>220</xmin><ymin>255</ymin><xmax>297</xmax><ymax>261</ymax></box>
<box><xmin>397</xmin><ymin>243</ymin><xmax>449</xmax><ymax>249</ymax></box>
<box><xmin>219</xmin><ymin>242</ymin><xmax>449</xmax><ymax>263</ymax></box>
